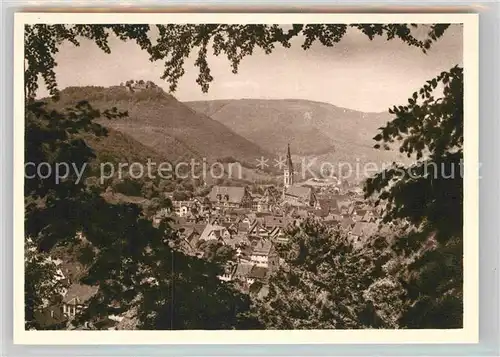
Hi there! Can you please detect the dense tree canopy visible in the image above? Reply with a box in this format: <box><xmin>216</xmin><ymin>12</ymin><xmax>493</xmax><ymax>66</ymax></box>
<box><xmin>365</xmin><ymin>63</ymin><xmax>464</xmax><ymax>329</ymax></box>
<box><xmin>254</xmin><ymin>220</ymin><xmax>405</xmax><ymax>329</ymax></box>
<box><xmin>24</xmin><ymin>99</ymin><xmax>259</xmax><ymax>329</ymax></box>
<box><xmin>25</xmin><ymin>238</ymin><xmax>65</xmax><ymax>329</ymax></box>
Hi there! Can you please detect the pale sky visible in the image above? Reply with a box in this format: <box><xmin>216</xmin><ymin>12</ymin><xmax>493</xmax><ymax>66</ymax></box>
<box><xmin>38</xmin><ymin>24</ymin><xmax>463</xmax><ymax>113</ymax></box>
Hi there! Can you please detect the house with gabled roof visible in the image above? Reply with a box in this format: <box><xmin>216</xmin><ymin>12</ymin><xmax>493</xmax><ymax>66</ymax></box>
<box><xmin>177</xmin><ymin>226</ymin><xmax>202</xmax><ymax>255</ymax></box>
<box><xmin>236</xmin><ymin>222</ymin><xmax>250</xmax><ymax>235</ymax></box>
<box><xmin>315</xmin><ymin>197</ymin><xmax>338</xmax><ymax>212</ymax></box>
<box><xmin>34</xmin><ymin>305</ymin><xmax>68</xmax><ymax>329</ymax></box>
<box><xmin>209</xmin><ymin>186</ymin><xmax>252</xmax><ymax>209</ymax></box>
<box><xmin>268</xmin><ymin>226</ymin><xmax>288</xmax><ymax>244</ymax></box>
<box><xmin>247</xmin><ymin>220</ymin><xmax>269</xmax><ymax>238</ymax></box>
<box><xmin>263</xmin><ymin>215</ymin><xmax>291</xmax><ymax>229</ymax></box>
<box><xmin>347</xmin><ymin>205</ymin><xmax>356</xmax><ymax>216</ymax></box>
<box><xmin>340</xmin><ymin>217</ymin><xmax>355</xmax><ymax>230</ymax></box>
<box><xmin>199</xmin><ymin>223</ymin><xmax>231</xmax><ymax>242</ymax></box>
<box><xmin>250</xmin><ymin>240</ymin><xmax>278</xmax><ymax>271</ymax></box>
<box><xmin>312</xmin><ymin>207</ymin><xmax>330</xmax><ymax>218</ymax></box>
<box><xmin>349</xmin><ymin>222</ymin><xmax>379</xmax><ymax>249</ymax></box>
<box><xmin>223</xmin><ymin>234</ymin><xmax>250</xmax><ymax>253</ymax></box>
<box><xmin>233</xmin><ymin>262</ymin><xmax>254</xmax><ymax>284</ymax></box>
<box><xmin>283</xmin><ymin>185</ymin><xmax>317</xmax><ymax>207</ymax></box>
<box><xmin>62</xmin><ymin>283</ymin><xmax>99</xmax><ymax>319</ymax></box>
<box><xmin>360</xmin><ymin>209</ymin><xmax>376</xmax><ymax>222</ymax></box>
<box><xmin>218</xmin><ymin>262</ymin><xmax>238</xmax><ymax>282</ymax></box>
<box><xmin>330</xmin><ymin>194</ymin><xmax>351</xmax><ymax>212</ymax></box>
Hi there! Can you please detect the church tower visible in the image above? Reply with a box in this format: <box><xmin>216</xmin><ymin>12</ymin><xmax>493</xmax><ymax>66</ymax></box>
<box><xmin>283</xmin><ymin>143</ymin><xmax>294</xmax><ymax>189</ymax></box>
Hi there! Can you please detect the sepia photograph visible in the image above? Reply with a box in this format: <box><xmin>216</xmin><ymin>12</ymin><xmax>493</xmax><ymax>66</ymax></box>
<box><xmin>14</xmin><ymin>13</ymin><xmax>478</xmax><ymax>344</ymax></box>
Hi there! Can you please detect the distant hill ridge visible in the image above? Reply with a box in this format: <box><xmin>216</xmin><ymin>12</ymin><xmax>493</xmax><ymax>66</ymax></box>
<box><xmin>45</xmin><ymin>83</ymin><xmax>409</xmax><ymax>182</ymax></box>
<box><xmin>185</xmin><ymin>98</ymin><xmax>410</xmax><ymax>172</ymax></box>
<box><xmin>185</xmin><ymin>98</ymin><xmax>391</xmax><ymax>154</ymax></box>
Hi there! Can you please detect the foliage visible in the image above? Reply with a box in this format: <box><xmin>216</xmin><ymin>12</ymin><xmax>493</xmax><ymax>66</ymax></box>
<box><xmin>111</xmin><ymin>177</ymin><xmax>143</xmax><ymax>197</ymax></box>
<box><xmin>181</xmin><ymin>181</ymin><xmax>194</xmax><ymax>192</ymax></box>
<box><xmin>367</xmin><ymin>66</ymin><xmax>463</xmax><ymax>239</ymax></box>
<box><xmin>251</xmin><ymin>185</ymin><xmax>264</xmax><ymax>195</ymax></box>
<box><xmin>72</xmin><ymin>205</ymin><xmax>259</xmax><ymax>330</ymax></box>
<box><xmin>142</xmin><ymin>197</ymin><xmax>164</xmax><ymax>219</ymax></box>
<box><xmin>363</xmin><ymin>277</ymin><xmax>407</xmax><ymax>329</ymax></box>
<box><xmin>159</xmin><ymin>180</ymin><xmax>177</xmax><ymax>193</ymax></box>
<box><xmin>149</xmin><ymin>24</ymin><xmax>449</xmax><ymax>92</ymax></box>
<box><xmin>172</xmin><ymin>190</ymin><xmax>190</xmax><ymax>201</ymax></box>
<box><xmin>24</xmin><ymin>98</ymin><xmax>255</xmax><ymax>329</ymax></box>
<box><xmin>24</xmin><ymin>22</ymin><xmax>461</xmax><ymax>330</ymax></box>
<box><xmin>25</xmin><ymin>24</ymin><xmax>449</xmax><ymax>99</ymax></box>
<box><xmin>366</xmin><ymin>66</ymin><xmax>464</xmax><ymax>327</ymax></box>
<box><xmin>135</xmin><ymin>254</ymin><xmax>260</xmax><ymax>329</ymax></box>
<box><xmin>264</xmin><ymin>185</ymin><xmax>281</xmax><ymax>203</ymax></box>
<box><xmin>25</xmin><ymin>101</ymin><xmax>126</xmax><ymax>251</ymax></box>
<box><xmin>392</xmin><ymin>230</ymin><xmax>463</xmax><ymax>328</ymax></box>
<box><xmin>25</xmin><ymin>25</ymin><xmax>152</xmax><ymax>100</ymax></box>
<box><xmin>196</xmin><ymin>240</ymin><xmax>237</xmax><ymax>265</ymax></box>
<box><xmin>254</xmin><ymin>220</ymin><xmax>403</xmax><ymax>329</ymax></box>
<box><xmin>195</xmin><ymin>185</ymin><xmax>211</xmax><ymax>197</ymax></box>
<box><xmin>25</xmin><ymin>239</ymin><xmax>65</xmax><ymax>329</ymax></box>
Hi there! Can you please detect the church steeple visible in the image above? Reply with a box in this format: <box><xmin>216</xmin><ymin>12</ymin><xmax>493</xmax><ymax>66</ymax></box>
<box><xmin>286</xmin><ymin>143</ymin><xmax>293</xmax><ymax>175</ymax></box>
<box><xmin>283</xmin><ymin>143</ymin><xmax>294</xmax><ymax>189</ymax></box>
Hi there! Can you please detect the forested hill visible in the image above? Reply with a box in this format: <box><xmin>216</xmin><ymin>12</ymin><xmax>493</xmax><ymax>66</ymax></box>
<box><xmin>46</xmin><ymin>84</ymin><xmax>272</xmax><ymax>166</ymax></box>
<box><xmin>186</xmin><ymin>98</ymin><xmax>409</xmax><ymax>168</ymax></box>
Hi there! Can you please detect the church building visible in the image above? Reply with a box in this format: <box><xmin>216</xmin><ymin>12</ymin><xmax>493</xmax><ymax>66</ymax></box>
<box><xmin>282</xmin><ymin>144</ymin><xmax>317</xmax><ymax>207</ymax></box>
